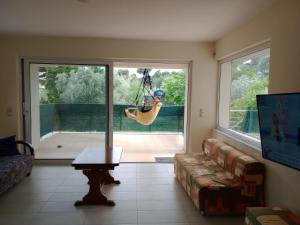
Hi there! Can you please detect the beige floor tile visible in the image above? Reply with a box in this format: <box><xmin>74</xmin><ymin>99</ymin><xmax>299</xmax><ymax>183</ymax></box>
<box><xmin>103</xmin><ymin>184</ymin><xmax>137</xmax><ymax>192</ymax></box>
<box><xmin>0</xmin><ymin>201</ymin><xmax>45</xmax><ymax>214</ymax></box>
<box><xmin>136</xmin><ymin>177</ymin><xmax>176</xmax><ymax>185</ymax></box>
<box><xmin>136</xmin><ymin>171</ymin><xmax>173</xmax><ymax>178</ymax></box>
<box><xmin>115</xmin><ymin>178</ymin><xmax>137</xmax><ymax>185</ymax></box>
<box><xmin>13</xmin><ymin>184</ymin><xmax>58</xmax><ymax>193</ymax></box>
<box><xmin>0</xmin><ymin>214</ymin><xmax>35</xmax><ymax>225</ymax></box>
<box><xmin>137</xmin><ymin>191</ymin><xmax>185</xmax><ymax>201</ymax></box>
<box><xmin>140</xmin><ymin>224</ymin><xmax>188</xmax><ymax>225</ymax></box>
<box><xmin>111</xmin><ymin>172</ymin><xmax>137</xmax><ymax>179</ymax></box>
<box><xmin>105</xmin><ymin>191</ymin><xmax>137</xmax><ymax>201</ymax></box>
<box><xmin>137</xmin><ymin>183</ymin><xmax>182</xmax><ymax>192</ymax></box>
<box><xmin>63</xmin><ymin>177</ymin><xmax>89</xmax><ymax>184</ymax></box>
<box><xmin>0</xmin><ymin>164</ymin><xmax>244</xmax><ymax>225</ymax></box>
<box><xmin>31</xmin><ymin>212</ymin><xmax>86</xmax><ymax>225</ymax></box>
<box><xmin>84</xmin><ymin>210</ymin><xmax>138</xmax><ymax>224</ymax></box>
<box><xmin>55</xmin><ymin>185</ymin><xmax>89</xmax><ymax>193</ymax></box>
<box><xmin>0</xmin><ymin>192</ymin><xmax>53</xmax><ymax>204</ymax></box>
<box><xmin>118</xmin><ymin>163</ymin><xmax>137</xmax><ymax>168</ymax></box>
<box><xmin>48</xmin><ymin>192</ymin><xmax>86</xmax><ymax>202</ymax></box>
<box><xmin>188</xmin><ymin>216</ymin><xmax>244</xmax><ymax>225</ymax></box>
<box><xmin>137</xmin><ymin>210</ymin><xmax>188</xmax><ymax>224</ymax></box>
<box><xmin>40</xmin><ymin>201</ymin><xmax>82</xmax><ymax>213</ymax></box>
<box><xmin>137</xmin><ymin>199</ymin><xmax>188</xmax><ymax>211</ymax></box>
<box><xmin>112</xmin><ymin>168</ymin><xmax>137</xmax><ymax>175</ymax></box>
<box><xmin>82</xmin><ymin>200</ymin><xmax>137</xmax><ymax>212</ymax></box>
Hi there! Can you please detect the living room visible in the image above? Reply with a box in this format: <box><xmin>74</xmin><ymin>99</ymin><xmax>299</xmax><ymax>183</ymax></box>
<box><xmin>0</xmin><ymin>0</ymin><xmax>299</xmax><ymax>225</ymax></box>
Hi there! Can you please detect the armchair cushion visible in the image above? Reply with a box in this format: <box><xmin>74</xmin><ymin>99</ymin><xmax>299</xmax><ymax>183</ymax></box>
<box><xmin>0</xmin><ymin>155</ymin><xmax>33</xmax><ymax>194</ymax></box>
<box><xmin>0</xmin><ymin>135</ymin><xmax>20</xmax><ymax>156</ymax></box>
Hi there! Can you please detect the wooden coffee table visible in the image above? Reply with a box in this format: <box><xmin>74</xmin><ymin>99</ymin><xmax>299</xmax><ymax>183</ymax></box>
<box><xmin>72</xmin><ymin>146</ymin><xmax>122</xmax><ymax>206</ymax></box>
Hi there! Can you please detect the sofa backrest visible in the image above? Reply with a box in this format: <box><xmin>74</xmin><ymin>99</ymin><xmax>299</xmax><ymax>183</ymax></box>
<box><xmin>202</xmin><ymin>138</ymin><xmax>264</xmax><ymax>179</ymax></box>
<box><xmin>202</xmin><ymin>138</ymin><xmax>265</xmax><ymax>199</ymax></box>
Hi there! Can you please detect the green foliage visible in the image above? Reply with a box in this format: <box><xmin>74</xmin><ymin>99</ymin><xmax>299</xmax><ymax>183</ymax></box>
<box><xmin>229</xmin><ymin>53</ymin><xmax>270</xmax><ymax>133</ymax></box>
<box><xmin>161</xmin><ymin>71</ymin><xmax>185</xmax><ymax>105</ymax></box>
<box><xmin>231</xmin><ymin>78</ymin><xmax>268</xmax><ymax>110</ymax></box>
<box><xmin>55</xmin><ymin>67</ymin><xmax>105</xmax><ymax>104</ymax></box>
<box><xmin>230</xmin><ymin>54</ymin><xmax>270</xmax><ymax>110</ymax></box>
<box><xmin>114</xmin><ymin>68</ymin><xmax>186</xmax><ymax>105</ymax></box>
<box><xmin>39</xmin><ymin>66</ymin><xmax>105</xmax><ymax>104</ymax></box>
<box><xmin>152</xmin><ymin>70</ymin><xmax>171</xmax><ymax>89</ymax></box>
<box><xmin>113</xmin><ymin>70</ymin><xmax>140</xmax><ymax>104</ymax></box>
<box><xmin>39</xmin><ymin>88</ymin><xmax>49</xmax><ymax>104</ymax></box>
<box><xmin>39</xmin><ymin>66</ymin><xmax>186</xmax><ymax>106</ymax></box>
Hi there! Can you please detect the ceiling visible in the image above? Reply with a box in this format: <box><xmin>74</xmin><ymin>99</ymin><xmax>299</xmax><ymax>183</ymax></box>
<box><xmin>0</xmin><ymin>0</ymin><xmax>279</xmax><ymax>42</ymax></box>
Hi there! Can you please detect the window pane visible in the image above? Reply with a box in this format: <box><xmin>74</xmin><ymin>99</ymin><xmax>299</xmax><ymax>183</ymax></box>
<box><xmin>219</xmin><ymin>48</ymin><xmax>270</xmax><ymax>140</ymax></box>
<box><xmin>35</xmin><ymin>64</ymin><xmax>107</xmax><ymax>159</ymax></box>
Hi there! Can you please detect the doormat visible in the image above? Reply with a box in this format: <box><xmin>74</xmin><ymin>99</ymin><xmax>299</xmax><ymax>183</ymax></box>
<box><xmin>155</xmin><ymin>157</ymin><xmax>174</xmax><ymax>163</ymax></box>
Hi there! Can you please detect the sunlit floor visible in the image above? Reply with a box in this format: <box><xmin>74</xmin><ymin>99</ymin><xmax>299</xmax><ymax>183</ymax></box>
<box><xmin>36</xmin><ymin>132</ymin><xmax>184</xmax><ymax>162</ymax></box>
<box><xmin>0</xmin><ymin>164</ymin><xmax>244</xmax><ymax>225</ymax></box>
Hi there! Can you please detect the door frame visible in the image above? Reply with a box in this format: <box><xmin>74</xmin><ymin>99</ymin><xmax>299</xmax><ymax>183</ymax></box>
<box><xmin>21</xmin><ymin>57</ymin><xmax>114</xmax><ymax>149</ymax></box>
<box><xmin>21</xmin><ymin>57</ymin><xmax>192</xmax><ymax>154</ymax></box>
<box><xmin>113</xmin><ymin>60</ymin><xmax>192</xmax><ymax>152</ymax></box>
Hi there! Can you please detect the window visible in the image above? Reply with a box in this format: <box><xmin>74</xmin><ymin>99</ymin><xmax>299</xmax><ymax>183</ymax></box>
<box><xmin>218</xmin><ymin>46</ymin><xmax>270</xmax><ymax>143</ymax></box>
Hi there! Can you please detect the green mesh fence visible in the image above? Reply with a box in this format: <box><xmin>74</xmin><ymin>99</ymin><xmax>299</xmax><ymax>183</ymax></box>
<box><xmin>55</xmin><ymin>104</ymin><xmax>107</xmax><ymax>132</ymax></box>
<box><xmin>241</xmin><ymin>110</ymin><xmax>259</xmax><ymax>133</ymax></box>
<box><xmin>40</xmin><ymin>104</ymin><xmax>56</xmax><ymax>137</ymax></box>
<box><xmin>230</xmin><ymin>109</ymin><xmax>259</xmax><ymax>134</ymax></box>
<box><xmin>40</xmin><ymin>104</ymin><xmax>184</xmax><ymax>137</ymax></box>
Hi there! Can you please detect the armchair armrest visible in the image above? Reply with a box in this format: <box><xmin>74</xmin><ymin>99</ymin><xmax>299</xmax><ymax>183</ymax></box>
<box><xmin>16</xmin><ymin>140</ymin><xmax>35</xmax><ymax>156</ymax></box>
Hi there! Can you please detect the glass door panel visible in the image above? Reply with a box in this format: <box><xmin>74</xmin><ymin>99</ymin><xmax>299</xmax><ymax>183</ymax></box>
<box><xmin>25</xmin><ymin>63</ymin><xmax>108</xmax><ymax>159</ymax></box>
<box><xmin>112</xmin><ymin>66</ymin><xmax>185</xmax><ymax>162</ymax></box>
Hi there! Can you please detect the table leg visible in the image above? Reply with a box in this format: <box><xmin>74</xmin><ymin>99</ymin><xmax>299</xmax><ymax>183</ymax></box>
<box><xmin>87</xmin><ymin>171</ymin><xmax>121</xmax><ymax>185</ymax></box>
<box><xmin>104</xmin><ymin>171</ymin><xmax>121</xmax><ymax>185</ymax></box>
<box><xmin>74</xmin><ymin>169</ymin><xmax>115</xmax><ymax>206</ymax></box>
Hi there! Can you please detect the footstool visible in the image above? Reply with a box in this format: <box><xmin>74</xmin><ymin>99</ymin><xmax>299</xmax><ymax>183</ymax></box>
<box><xmin>245</xmin><ymin>207</ymin><xmax>300</xmax><ymax>225</ymax></box>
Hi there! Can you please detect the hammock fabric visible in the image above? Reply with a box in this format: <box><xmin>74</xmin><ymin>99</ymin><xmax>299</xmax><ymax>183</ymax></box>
<box><xmin>125</xmin><ymin>102</ymin><xmax>162</xmax><ymax>125</ymax></box>
<box><xmin>124</xmin><ymin>69</ymin><xmax>163</xmax><ymax>125</ymax></box>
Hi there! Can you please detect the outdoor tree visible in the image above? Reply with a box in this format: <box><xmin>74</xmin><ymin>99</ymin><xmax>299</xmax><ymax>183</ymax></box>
<box><xmin>39</xmin><ymin>66</ymin><xmax>79</xmax><ymax>103</ymax></box>
<box><xmin>55</xmin><ymin>67</ymin><xmax>105</xmax><ymax>104</ymax></box>
<box><xmin>39</xmin><ymin>66</ymin><xmax>105</xmax><ymax>104</ymax></box>
<box><xmin>151</xmin><ymin>70</ymin><xmax>171</xmax><ymax>89</ymax></box>
<box><xmin>229</xmin><ymin>54</ymin><xmax>269</xmax><ymax>131</ymax></box>
<box><xmin>113</xmin><ymin>69</ymin><xmax>140</xmax><ymax>104</ymax></box>
<box><xmin>161</xmin><ymin>71</ymin><xmax>185</xmax><ymax>105</ymax></box>
<box><xmin>230</xmin><ymin>55</ymin><xmax>269</xmax><ymax>110</ymax></box>
<box><xmin>231</xmin><ymin>78</ymin><xmax>268</xmax><ymax>110</ymax></box>
<box><xmin>39</xmin><ymin>66</ymin><xmax>186</xmax><ymax>106</ymax></box>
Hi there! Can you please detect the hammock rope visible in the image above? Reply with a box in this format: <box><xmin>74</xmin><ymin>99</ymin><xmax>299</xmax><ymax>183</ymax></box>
<box><xmin>124</xmin><ymin>69</ymin><xmax>163</xmax><ymax>125</ymax></box>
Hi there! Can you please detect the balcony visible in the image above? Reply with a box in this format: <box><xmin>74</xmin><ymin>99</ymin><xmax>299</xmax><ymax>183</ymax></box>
<box><xmin>37</xmin><ymin>104</ymin><xmax>184</xmax><ymax>162</ymax></box>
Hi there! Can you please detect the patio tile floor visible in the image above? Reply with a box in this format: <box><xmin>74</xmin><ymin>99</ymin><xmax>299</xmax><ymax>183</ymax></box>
<box><xmin>36</xmin><ymin>132</ymin><xmax>184</xmax><ymax>162</ymax></box>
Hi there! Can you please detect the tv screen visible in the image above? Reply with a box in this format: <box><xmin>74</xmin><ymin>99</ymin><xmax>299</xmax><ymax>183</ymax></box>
<box><xmin>257</xmin><ymin>93</ymin><xmax>300</xmax><ymax>171</ymax></box>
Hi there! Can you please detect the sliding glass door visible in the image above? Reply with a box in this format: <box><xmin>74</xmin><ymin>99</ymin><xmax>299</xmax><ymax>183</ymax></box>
<box><xmin>112</xmin><ymin>64</ymin><xmax>187</xmax><ymax>162</ymax></box>
<box><xmin>22</xmin><ymin>59</ymin><xmax>113</xmax><ymax>159</ymax></box>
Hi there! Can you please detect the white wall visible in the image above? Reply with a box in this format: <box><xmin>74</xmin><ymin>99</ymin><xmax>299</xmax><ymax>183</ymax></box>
<box><xmin>0</xmin><ymin>36</ymin><xmax>217</xmax><ymax>152</ymax></box>
<box><xmin>215</xmin><ymin>0</ymin><xmax>300</xmax><ymax>214</ymax></box>
<box><xmin>216</xmin><ymin>0</ymin><xmax>300</xmax><ymax>94</ymax></box>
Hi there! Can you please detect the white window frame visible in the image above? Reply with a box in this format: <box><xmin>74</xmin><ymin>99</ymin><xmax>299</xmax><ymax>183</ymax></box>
<box><xmin>217</xmin><ymin>42</ymin><xmax>271</xmax><ymax>150</ymax></box>
<box><xmin>20</xmin><ymin>57</ymin><xmax>192</xmax><ymax>157</ymax></box>
<box><xmin>22</xmin><ymin>58</ymin><xmax>114</xmax><ymax>150</ymax></box>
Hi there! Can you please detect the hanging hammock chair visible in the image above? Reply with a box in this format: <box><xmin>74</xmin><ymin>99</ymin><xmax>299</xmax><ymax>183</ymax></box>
<box><xmin>125</xmin><ymin>102</ymin><xmax>163</xmax><ymax>125</ymax></box>
<box><xmin>124</xmin><ymin>69</ymin><xmax>163</xmax><ymax>125</ymax></box>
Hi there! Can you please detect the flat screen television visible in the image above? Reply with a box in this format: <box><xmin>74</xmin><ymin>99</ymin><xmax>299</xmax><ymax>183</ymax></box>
<box><xmin>257</xmin><ymin>93</ymin><xmax>300</xmax><ymax>171</ymax></box>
